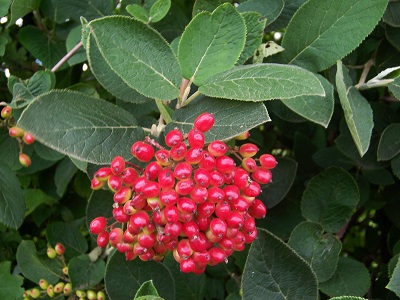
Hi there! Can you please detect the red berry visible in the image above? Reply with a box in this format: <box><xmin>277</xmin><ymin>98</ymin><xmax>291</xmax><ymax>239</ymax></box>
<box><xmin>209</xmin><ymin>170</ymin><xmax>225</xmax><ymax>187</ymax></box>
<box><xmin>223</xmin><ymin>185</ymin><xmax>240</xmax><ymax>202</ymax></box>
<box><xmin>188</xmin><ymin>129</ymin><xmax>205</xmax><ymax>148</ymax></box>
<box><xmin>165</xmin><ymin>128</ymin><xmax>183</xmax><ymax>147</ymax></box>
<box><xmin>207</xmin><ymin>187</ymin><xmax>225</xmax><ymax>203</ymax></box>
<box><xmin>226</xmin><ymin>211</ymin><xmax>244</xmax><ymax>228</ymax></box>
<box><xmin>199</xmin><ymin>152</ymin><xmax>216</xmax><ymax>170</ymax></box>
<box><xmin>239</xmin><ymin>143</ymin><xmax>259</xmax><ymax>158</ymax></box>
<box><xmin>141</xmin><ymin>181</ymin><xmax>161</xmax><ymax>198</ymax></box>
<box><xmin>208</xmin><ymin>140</ymin><xmax>228</xmax><ymax>157</ymax></box>
<box><xmin>242</xmin><ymin>181</ymin><xmax>261</xmax><ymax>197</ymax></box>
<box><xmin>235</xmin><ymin>131</ymin><xmax>250</xmax><ymax>140</ymax></box>
<box><xmin>116</xmin><ymin>242</ymin><xmax>133</xmax><ymax>253</ymax></box>
<box><xmin>138</xmin><ymin>232</ymin><xmax>156</xmax><ymax>248</ymax></box>
<box><xmin>249</xmin><ymin>199</ymin><xmax>267</xmax><ymax>218</ymax></box>
<box><xmin>19</xmin><ymin>153</ymin><xmax>31</xmax><ymax>167</ymax></box>
<box><xmin>252</xmin><ymin>167</ymin><xmax>272</xmax><ymax>184</ymax></box>
<box><xmin>158</xmin><ymin>169</ymin><xmax>175</xmax><ymax>189</ymax></box>
<box><xmin>215</xmin><ymin>201</ymin><xmax>231</xmax><ymax>220</ymax></box>
<box><xmin>113</xmin><ymin>186</ymin><xmax>132</xmax><ymax>204</ymax></box>
<box><xmin>130</xmin><ymin>211</ymin><xmax>150</xmax><ymax>229</ymax></box>
<box><xmin>133</xmin><ymin>177</ymin><xmax>147</xmax><ymax>194</ymax></box>
<box><xmin>108</xmin><ymin>175</ymin><xmax>122</xmax><ymax>192</ymax></box>
<box><xmin>185</xmin><ymin>148</ymin><xmax>203</xmax><ymax>164</ymax></box>
<box><xmin>97</xmin><ymin>231</ymin><xmax>109</xmax><ymax>248</ymax></box>
<box><xmin>230</xmin><ymin>196</ymin><xmax>249</xmax><ymax>212</ymax></box>
<box><xmin>244</xmin><ymin>228</ymin><xmax>258</xmax><ymax>243</ymax></box>
<box><xmin>111</xmin><ymin>156</ymin><xmax>125</xmax><ymax>175</ymax></box>
<box><xmin>94</xmin><ymin>167</ymin><xmax>113</xmax><ymax>182</ymax></box>
<box><xmin>90</xmin><ymin>216</ymin><xmax>107</xmax><ymax>234</ymax></box>
<box><xmin>193</xmin><ymin>251</ymin><xmax>210</xmax><ymax>267</ymax></box>
<box><xmin>189</xmin><ymin>232</ymin><xmax>208</xmax><ymax>252</ymax></box>
<box><xmin>233</xmin><ymin>168</ymin><xmax>251</xmax><ymax>190</ymax></box>
<box><xmin>208</xmin><ymin>247</ymin><xmax>227</xmax><ymax>266</ymax></box>
<box><xmin>123</xmin><ymin>230</ymin><xmax>137</xmax><ymax>243</ymax></box>
<box><xmin>144</xmin><ymin>161</ymin><xmax>162</xmax><ymax>180</ymax></box>
<box><xmin>177</xmin><ymin>197</ymin><xmax>196</xmax><ymax>214</ymax></box>
<box><xmin>180</xmin><ymin>258</ymin><xmax>196</xmax><ymax>273</ymax></box>
<box><xmin>194</xmin><ymin>112</ymin><xmax>215</xmax><ymax>132</ymax></box>
<box><xmin>155</xmin><ymin>149</ymin><xmax>171</xmax><ymax>166</ymax></box>
<box><xmin>174</xmin><ymin>162</ymin><xmax>193</xmax><ymax>180</ymax></box>
<box><xmin>259</xmin><ymin>154</ymin><xmax>277</xmax><ymax>169</ymax></box>
<box><xmin>55</xmin><ymin>243</ymin><xmax>65</xmax><ymax>255</ymax></box>
<box><xmin>91</xmin><ymin>177</ymin><xmax>105</xmax><ymax>190</ymax></box>
<box><xmin>1</xmin><ymin>106</ymin><xmax>12</xmax><ymax>119</ymax></box>
<box><xmin>216</xmin><ymin>156</ymin><xmax>235</xmax><ymax>173</ymax></box>
<box><xmin>170</xmin><ymin>142</ymin><xmax>187</xmax><ymax>161</ymax></box>
<box><xmin>197</xmin><ymin>201</ymin><xmax>215</xmax><ymax>218</ymax></box>
<box><xmin>131</xmin><ymin>141</ymin><xmax>154</xmax><ymax>162</ymax></box>
<box><xmin>210</xmin><ymin>218</ymin><xmax>227</xmax><ymax>237</ymax></box>
<box><xmin>175</xmin><ymin>179</ymin><xmax>194</xmax><ymax>196</ymax></box>
<box><xmin>242</xmin><ymin>157</ymin><xmax>257</xmax><ymax>172</ymax></box>
<box><xmin>177</xmin><ymin>239</ymin><xmax>193</xmax><ymax>259</ymax></box>
<box><xmin>164</xmin><ymin>221</ymin><xmax>182</xmax><ymax>238</ymax></box>
<box><xmin>193</xmin><ymin>169</ymin><xmax>211</xmax><ymax>187</ymax></box>
<box><xmin>189</xmin><ymin>185</ymin><xmax>208</xmax><ymax>203</ymax></box>
<box><xmin>22</xmin><ymin>132</ymin><xmax>35</xmax><ymax>145</ymax></box>
<box><xmin>109</xmin><ymin>228</ymin><xmax>124</xmax><ymax>245</ymax></box>
<box><xmin>113</xmin><ymin>207</ymin><xmax>130</xmax><ymax>223</ymax></box>
<box><xmin>121</xmin><ymin>167</ymin><xmax>139</xmax><ymax>186</ymax></box>
<box><xmin>182</xmin><ymin>220</ymin><xmax>199</xmax><ymax>239</ymax></box>
<box><xmin>159</xmin><ymin>189</ymin><xmax>179</xmax><ymax>206</ymax></box>
<box><xmin>163</xmin><ymin>205</ymin><xmax>179</xmax><ymax>223</ymax></box>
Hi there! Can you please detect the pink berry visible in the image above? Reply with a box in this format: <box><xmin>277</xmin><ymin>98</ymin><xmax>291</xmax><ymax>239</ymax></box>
<box><xmin>121</xmin><ymin>167</ymin><xmax>139</xmax><ymax>186</ymax></box>
<box><xmin>110</xmin><ymin>156</ymin><xmax>125</xmax><ymax>175</ymax></box>
<box><xmin>97</xmin><ymin>231</ymin><xmax>109</xmax><ymax>248</ymax></box>
<box><xmin>216</xmin><ymin>156</ymin><xmax>235</xmax><ymax>173</ymax></box>
<box><xmin>239</xmin><ymin>143</ymin><xmax>259</xmax><ymax>158</ymax></box>
<box><xmin>165</xmin><ymin>128</ymin><xmax>183</xmax><ymax>147</ymax></box>
<box><xmin>155</xmin><ymin>149</ymin><xmax>171</xmax><ymax>166</ymax></box>
<box><xmin>249</xmin><ymin>199</ymin><xmax>267</xmax><ymax>218</ymax></box>
<box><xmin>90</xmin><ymin>216</ymin><xmax>107</xmax><ymax>234</ymax></box>
<box><xmin>9</xmin><ymin>126</ymin><xmax>24</xmax><ymax>137</ymax></box>
<box><xmin>259</xmin><ymin>154</ymin><xmax>277</xmax><ymax>169</ymax></box>
<box><xmin>170</xmin><ymin>142</ymin><xmax>187</xmax><ymax>161</ymax></box>
<box><xmin>188</xmin><ymin>129</ymin><xmax>205</xmax><ymax>148</ymax></box>
<box><xmin>208</xmin><ymin>140</ymin><xmax>228</xmax><ymax>157</ymax></box>
<box><xmin>19</xmin><ymin>153</ymin><xmax>31</xmax><ymax>167</ymax></box>
<box><xmin>94</xmin><ymin>167</ymin><xmax>113</xmax><ymax>182</ymax></box>
<box><xmin>252</xmin><ymin>167</ymin><xmax>272</xmax><ymax>184</ymax></box>
<box><xmin>131</xmin><ymin>141</ymin><xmax>154</xmax><ymax>162</ymax></box>
<box><xmin>194</xmin><ymin>112</ymin><xmax>215</xmax><ymax>132</ymax></box>
<box><xmin>173</xmin><ymin>162</ymin><xmax>193</xmax><ymax>180</ymax></box>
<box><xmin>22</xmin><ymin>132</ymin><xmax>35</xmax><ymax>145</ymax></box>
<box><xmin>1</xmin><ymin>106</ymin><xmax>12</xmax><ymax>119</ymax></box>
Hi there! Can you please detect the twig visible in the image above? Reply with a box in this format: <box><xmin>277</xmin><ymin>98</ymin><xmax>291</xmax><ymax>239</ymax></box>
<box><xmin>355</xmin><ymin>58</ymin><xmax>375</xmax><ymax>88</ymax></box>
<box><xmin>51</xmin><ymin>41</ymin><xmax>83</xmax><ymax>72</ymax></box>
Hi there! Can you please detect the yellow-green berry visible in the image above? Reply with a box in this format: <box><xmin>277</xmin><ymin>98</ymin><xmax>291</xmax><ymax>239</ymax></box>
<box><xmin>76</xmin><ymin>290</ymin><xmax>86</xmax><ymax>298</ymax></box>
<box><xmin>30</xmin><ymin>288</ymin><xmax>41</xmax><ymax>298</ymax></box>
<box><xmin>87</xmin><ymin>289</ymin><xmax>97</xmax><ymax>300</ymax></box>
<box><xmin>47</xmin><ymin>285</ymin><xmax>55</xmax><ymax>297</ymax></box>
<box><xmin>97</xmin><ymin>290</ymin><xmax>107</xmax><ymax>300</ymax></box>
<box><xmin>62</xmin><ymin>266</ymin><xmax>69</xmax><ymax>275</ymax></box>
<box><xmin>47</xmin><ymin>247</ymin><xmax>57</xmax><ymax>259</ymax></box>
<box><xmin>1</xmin><ymin>106</ymin><xmax>12</xmax><ymax>119</ymax></box>
<box><xmin>54</xmin><ymin>282</ymin><xmax>65</xmax><ymax>293</ymax></box>
<box><xmin>63</xmin><ymin>283</ymin><xmax>72</xmax><ymax>295</ymax></box>
<box><xmin>39</xmin><ymin>279</ymin><xmax>49</xmax><ymax>289</ymax></box>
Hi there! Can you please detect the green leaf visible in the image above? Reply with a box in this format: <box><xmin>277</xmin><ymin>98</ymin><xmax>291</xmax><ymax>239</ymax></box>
<box><xmin>54</xmin><ymin>157</ymin><xmax>78</xmax><ymax>197</ymax></box>
<box><xmin>237</xmin><ymin>12</ymin><xmax>266</xmax><ymax>65</ymax></box>
<box><xmin>24</xmin><ymin>189</ymin><xmax>55</xmax><ymax>216</ymax></box>
<box><xmin>387</xmin><ymin>255</ymin><xmax>400</xmax><ymax>297</ymax></box>
<box><xmin>16</xmin><ymin>240</ymin><xmax>62</xmax><ymax>284</ymax></box>
<box><xmin>34</xmin><ymin>143</ymin><xmax>65</xmax><ymax>162</ymax></box>
<box><xmin>192</xmin><ymin>0</ymin><xmax>229</xmax><ymax>16</ymax></box>
<box><xmin>259</xmin><ymin>157</ymin><xmax>297</xmax><ymax>209</ymax></box>
<box><xmin>126</xmin><ymin>4</ymin><xmax>149</xmax><ymax>22</ymax></box>
<box><xmin>281</xmin><ymin>74</ymin><xmax>334</xmax><ymax>128</ymax></box>
<box><xmin>69</xmin><ymin>254</ymin><xmax>105</xmax><ymax>290</ymax></box>
<box><xmin>301</xmin><ymin>167</ymin><xmax>359</xmax><ymax>233</ymax></box>
<box><xmin>199</xmin><ymin>64</ymin><xmax>325</xmax><ymax>101</ymax></box>
<box><xmin>46</xmin><ymin>222</ymin><xmax>88</xmax><ymax>260</ymax></box>
<box><xmin>242</xmin><ymin>228</ymin><xmax>318</xmax><ymax>300</ymax></box>
<box><xmin>266</xmin><ymin>0</ymin><xmax>307</xmax><ymax>31</ymax></box>
<box><xmin>163</xmin><ymin>254</ymin><xmax>206</xmax><ymax>300</ymax></box>
<box><xmin>135</xmin><ymin>280</ymin><xmax>160</xmax><ymax>297</ymax></box>
<box><xmin>280</xmin><ymin>0</ymin><xmax>388</xmax><ymax>72</ymax></box>
<box><xmin>237</xmin><ymin>0</ymin><xmax>284</xmax><ymax>26</ymax></box>
<box><xmin>10</xmin><ymin>83</ymin><xmax>34</xmax><ymax>109</ymax></box>
<box><xmin>0</xmin><ymin>0</ymin><xmax>10</xmax><ymax>17</ymax></box>
<box><xmin>336</xmin><ymin>61</ymin><xmax>373</xmax><ymax>157</ymax></box>
<box><xmin>8</xmin><ymin>0</ymin><xmax>40</xmax><ymax>26</ymax></box>
<box><xmin>17</xmin><ymin>90</ymin><xmax>144</xmax><ymax>164</ymax></box>
<box><xmin>66</xmin><ymin>26</ymin><xmax>87</xmax><ymax>66</ymax></box>
<box><xmin>0</xmin><ymin>261</ymin><xmax>24</xmax><ymax>300</ymax></box>
<box><xmin>319</xmin><ymin>256</ymin><xmax>370</xmax><ymax>297</ymax></box>
<box><xmin>178</xmin><ymin>3</ymin><xmax>246</xmax><ymax>86</ymax></box>
<box><xmin>0</xmin><ymin>134</ymin><xmax>20</xmax><ymax>170</ymax></box>
<box><xmin>51</xmin><ymin>0</ymin><xmax>114</xmax><ymax>22</ymax></box>
<box><xmin>88</xmin><ymin>16</ymin><xmax>180</xmax><ymax>101</ymax></box>
<box><xmin>0</xmin><ymin>162</ymin><xmax>25</xmax><ymax>229</ymax></box>
<box><xmin>155</xmin><ymin>100</ymin><xmax>173</xmax><ymax>124</ymax></box>
<box><xmin>0</xmin><ymin>31</ymin><xmax>9</xmax><ymax>56</ymax></box>
<box><xmin>312</xmin><ymin>146</ymin><xmax>354</xmax><ymax>171</ymax></box>
<box><xmin>87</xmin><ymin>32</ymin><xmax>151</xmax><ymax>104</ymax></box>
<box><xmin>383</xmin><ymin>1</ymin><xmax>400</xmax><ymax>27</ymax></box>
<box><xmin>27</xmin><ymin>70</ymin><xmax>55</xmax><ymax>96</ymax></box>
<box><xmin>388</xmin><ymin>76</ymin><xmax>400</xmax><ymax>100</ymax></box>
<box><xmin>166</xmin><ymin>96</ymin><xmax>270</xmax><ymax>142</ymax></box>
<box><xmin>391</xmin><ymin>154</ymin><xmax>400</xmax><ymax>180</ymax></box>
<box><xmin>105</xmin><ymin>251</ymin><xmax>175</xmax><ymax>300</ymax></box>
<box><xmin>18</xmin><ymin>25</ymin><xmax>66</xmax><ymax>69</ymax></box>
<box><xmin>378</xmin><ymin>123</ymin><xmax>400</xmax><ymax>160</ymax></box>
<box><xmin>288</xmin><ymin>221</ymin><xmax>342</xmax><ymax>283</ymax></box>
<box><xmin>149</xmin><ymin>0</ymin><xmax>171</xmax><ymax>23</ymax></box>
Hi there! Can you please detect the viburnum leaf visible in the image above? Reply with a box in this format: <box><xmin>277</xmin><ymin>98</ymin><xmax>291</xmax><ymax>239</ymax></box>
<box><xmin>377</xmin><ymin>123</ymin><xmax>400</xmax><ymax>161</ymax></box>
<box><xmin>237</xmin><ymin>0</ymin><xmax>284</xmax><ymax>26</ymax></box>
<box><xmin>178</xmin><ymin>3</ymin><xmax>246</xmax><ymax>86</ymax></box>
<box><xmin>69</xmin><ymin>254</ymin><xmax>105</xmax><ymax>290</ymax></box>
<box><xmin>0</xmin><ymin>261</ymin><xmax>24</xmax><ymax>300</ymax></box>
<box><xmin>17</xmin><ymin>90</ymin><xmax>144</xmax><ymax>164</ymax></box>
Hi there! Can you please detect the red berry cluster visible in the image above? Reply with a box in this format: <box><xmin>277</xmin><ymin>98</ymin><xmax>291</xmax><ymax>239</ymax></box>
<box><xmin>89</xmin><ymin>112</ymin><xmax>276</xmax><ymax>274</ymax></box>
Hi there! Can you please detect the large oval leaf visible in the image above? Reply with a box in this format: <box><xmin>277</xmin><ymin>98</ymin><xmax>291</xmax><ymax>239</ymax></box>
<box><xmin>178</xmin><ymin>3</ymin><xmax>246</xmax><ymax>86</ymax></box>
<box><xmin>237</xmin><ymin>0</ymin><xmax>284</xmax><ymax>26</ymax></box>
<box><xmin>199</xmin><ymin>64</ymin><xmax>325</xmax><ymax>101</ymax></box>
<box><xmin>301</xmin><ymin>167</ymin><xmax>359</xmax><ymax>233</ymax></box>
<box><xmin>242</xmin><ymin>228</ymin><xmax>318</xmax><ymax>300</ymax></box>
<box><xmin>166</xmin><ymin>96</ymin><xmax>270</xmax><ymax>142</ymax></box>
<box><xmin>105</xmin><ymin>251</ymin><xmax>174</xmax><ymax>300</ymax></box>
<box><xmin>69</xmin><ymin>254</ymin><xmax>105</xmax><ymax>290</ymax></box>
<box><xmin>88</xmin><ymin>16</ymin><xmax>180</xmax><ymax>101</ymax></box>
<box><xmin>0</xmin><ymin>162</ymin><xmax>25</xmax><ymax>229</ymax></box>
<box><xmin>281</xmin><ymin>0</ymin><xmax>388</xmax><ymax>72</ymax></box>
<box><xmin>377</xmin><ymin>123</ymin><xmax>400</xmax><ymax>161</ymax></box>
<box><xmin>17</xmin><ymin>90</ymin><xmax>144</xmax><ymax>164</ymax></box>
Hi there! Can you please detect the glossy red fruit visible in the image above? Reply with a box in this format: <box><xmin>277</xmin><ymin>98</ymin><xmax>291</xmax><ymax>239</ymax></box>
<box><xmin>144</xmin><ymin>161</ymin><xmax>162</xmax><ymax>180</ymax></box>
<box><xmin>177</xmin><ymin>239</ymin><xmax>193</xmax><ymax>259</ymax></box>
<box><xmin>131</xmin><ymin>141</ymin><xmax>154</xmax><ymax>162</ymax></box>
<box><xmin>138</xmin><ymin>232</ymin><xmax>156</xmax><ymax>248</ymax></box>
<box><xmin>215</xmin><ymin>201</ymin><xmax>231</xmax><ymax>220</ymax></box>
<box><xmin>239</xmin><ymin>143</ymin><xmax>259</xmax><ymax>158</ymax></box>
<box><xmin>208</xmin><ymin>247</ymin><xmax>227</xmax><ymax>266</ymax></box>
<box><xmin>242</xmin><ymin>181</ymin><xmax>261</xmax><ymax>197</ymax></box>
<box><xmin>233</xmin><ymin>168</ymin><xmax>251</xmax><ymax>190</ymax></box>
<box><xmin>113</xmin><ymin>186</ymin><xmax>132</xmax><ymax>204</ymax></box>
<box><xmin>188</xmin><ymin>129</ymin><xmax>205</xmax><ymax>148</ymax></box>
<box><xmin>226</xmin><ymin>211</ymin><xmax>244</xmax><ymax>228</ymax></box>
<box><xmin>194</xmin><ymin>112</ymin><xmax>215</xmax><ymax>132</ymax></box>
<box><xmin>173</xmin><ymin>162</ymin><xmax>193</xmax><ymax>180</ymax></box>
<box><xmin>199</xmin><ymin>152</ymin><xmax>216</xmax><ymax>170</ymax></box>
<box><xmin>208</xmin><ymin>140</ymin><xmax>228</xmax><ymax>157</ymax></box>
<box><xmin>91</xmin><ymin>177</ymin><xmax>105</xmax><ymax>190</ymax></box>
<box><xmin>182</xmin><ymin>220</ymin><xmax>199</xmax><ymax>239</ymax></box>
<box><xmin>164</xmin><ymin>221</ymin><xmax>182</xmax><ymax>238</ymax></box>
<box><xmin>242</xmin><ymin>157</ymin><xmax>257</xmax><ymax>172</ymax></box>
<box><xmin>111</xmin><ymin>156</ymin><xmax>125</xmax><ymax>175</ymax></box>
<box><xmin>97</xmin><ymin>231</ymin><xmax>109</xmax><ymax>248</ymax></box>
<box><xmin>180</xmin><ymin>258</ymin><xmax>196</xmax><ymax>273</ymax></box>
<box><xmin>189</xmin><ymin>232</ymin><xmax>208</xmax><ymax>252</ymax></box>
<box><xmin>235</xmin><ymin>131</ymin><xmax>250</xmax><ymax>140</ymax></box>
<box><xmin>158</xmin><ymin>169</ymin><xmax>175</xmax><ymax>189</ymax></box>
<box><xmin>108</xmin><ymin>175</ymin><xmax>122</xmax><ymax>192</ymax></box>
<box><xmin>259</xmin><ymin>154</ymin><xmax>277</xmax><ymax>169</ymax></box>
<box><xmin>231</xmin><ymin>196</ymin><xmax>249</xmax><ymax>212</ymax></box>
<box><xmin>210</xmin><ymin>218</ymin><xmax>227</xmax><ymax>237</ymax></box>
<box><xmin>249</xmin><ymin>199</ymin><xmax>267</xmax><ymax>218</ymax></box>
<box><xmin>113</xmin><ymin>206</ymin><xmax>130</xmax><ymax>223</ymax></box>
<box><xmin>193</xmin><ymin>168</ymin><xmax>211</xmax><ymax>187</ymax></box>
<box><xmin>165</xmin><ymin>128</ymin><xmax>183</xmax><ymax>147</ymax></box>
<box><xmin>189</xmin><ymin>185</ymin><xmax>208</xmax><ymax>203</ymax></box>
<box><xmin>175</xmin><ymin>179</ymin><xmax>194</xmax><ymax>196</ymax></box>
<box><xmin>55</xmin><ymin>243</ymin><xmax>65</xmax><ymax>255</ymax></box>
<box><xmin>252</xmin><ymin>167</ymin><xmax>272</xmax><ymax>184</ymax></box>
<box><xmin>209</xmin><ymin>170</ymin><xmax>225</xmax><ymax>187</ymax></box>
<box><xmin>207</xmin><ymin>187</ymin><xmax>225</xmax><ymax>203</ymax></box>
<box><xmin>163</xmin><ymin>205</ymin><xmax>179</xmax><ymax>223</ymax></box>
<box><xmin>94</xmin><ymin>167</ymin><xmax>113</xmax><ymax>182</ymax></box>
<box><xmin>141</xmin><ymin>181</ymin><xmax>161</xmax><ymax>198</ymax></box>
<box><xmin>90</xmin><ymin>216</ymin><xmax>107</xmax><ymax>234</ymax></box>
<box><xmin>19</xmin><ymin>153</ymin><xmax>31</xmax><ymax>167</ymax></box>
<box><xmin>130</xmin><ymin>211</ymin><xmax>150</xmax><ymax>229</ymax></box>
<box><xmin>155</xmin><ymin>149</ymin><xmax>171</xmax><ymax>166</ymax></box>
<box><xmin>22</xmin><ymin>132</ymin><xmax>35</xmax><ymax>145</ymax></box>
<box><xmin>197</xmin><ymin>201</ymin><xmax>215</xmax><ymax>218</ymax></box>
<box><xmin>121</xmin><ymin>167</ymin><xmax>139</xmax><ymax>186</ymax></box>
<box><xmin>159</xmin><ymin>189</ymin><xmax>179</xmax><ymax>206</ymax></box>
<box><xmin>170</xmin><ymin>142</ymin><xmax>187</xmax><ymax>161</ymax></box>
<box><xmin>223</xmin><ymin>185</ymin><xmax>240</xmax><ymax>202</ymax></box>
<box><xmin>216</xmin><ymin>156</ymin><xmax>235</xmax><ymax>173</ymax></box>
<box><xmin>109</xmin><ymin>228</ymin><xmax>124</xmax><ymax>245</ymax></box>
<box><xmin>185</xmin><ymin>148</ymin><xmax>203</xmax><ymax>164</ymax></box>
<box><xmin>193</xmin><ymin>251</ymin><xmax>210</xmax><ymax>267</ymax></box>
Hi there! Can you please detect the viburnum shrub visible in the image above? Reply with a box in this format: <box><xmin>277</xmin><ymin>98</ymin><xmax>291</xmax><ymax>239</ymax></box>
<box><xmin>89</xmin><ymin>112</ymin><xmax>274</xmax><ymax>273</ymax></box>
<box><xmin>2</xmin><ymin>0</ymin><xmax>400</xmax><ymax>299</ymax></box>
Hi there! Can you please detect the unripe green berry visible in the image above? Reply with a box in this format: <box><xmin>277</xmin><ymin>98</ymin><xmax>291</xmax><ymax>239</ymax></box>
<box><xmin>97</xmin><ymin>290</ymin><xmax>107</xmax><ymax>300</ymax></box>
<box><xmin>63</xmin><ymin>283</ymin><xmax>72</xmax><ymax>295</ymax></box>
<box><xmin>1</xmin><ymin>106</ymin><xmax>12</xmax><ymax>119</ymax></box>
<box><xmin>87</xmin><ymin>290</ymin><xmax>97</xmax><ymax>300</ymax></box>
<box><xmin>55</xmin><ymin>243</ymin><xmax>65</xmax><ymax>255</ymax></box>
<box><xmin>30</xmin><ymin>288</ymin><xmax>41</xmax><ymax>298</ymax></box>
<box><xmin>19</xmin><ymin>153</ymin><xmax>31</xmax><ymax>167</ymax></box>
<box><xmin>47</xmin><ymin>247</ymin><xmax>57</xmax><ymax>259</ymax></box>
<box><xmin>54</xmin><ymin>282</ymin><xmax>65</xmax><ymax>293</ymax></box>
<box><xmin>76</xmin><ymin>290</ymin><xmax>86</xmax><ymax>298</ymax></box>
<box><xmin>47</xmin><ymin>285</ymin><xmax>55</xmax><ymax>297</ymax></box>
<box><xmin>62</xmin><ymin>266</ymin><xmax>69</xmax><ymax>275</ymax></box>
<box><xmin>39</xmin><ymin>279</ymin><xmax>49</xmax><ymax>289</ymax></box>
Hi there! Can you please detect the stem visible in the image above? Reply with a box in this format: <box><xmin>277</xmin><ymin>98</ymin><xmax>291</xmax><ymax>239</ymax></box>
<box><xmin>180</xmin><ymin>90</ymin><xmax>201</xmax><ymax>108</ymax></box>
<box><xmin>355</xmin><ymin>58</ymin><xmax>374</xmax><ymax>89</ymax></box>
<box><xmin>125</xmin><ymin>162</ymin><xmax>144</xmax><ymax>173</ymax></box>
<box><xmin>51</xmin><ymin>41</ymin><xmax>83</xmax><ymax>72</ymax></box>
